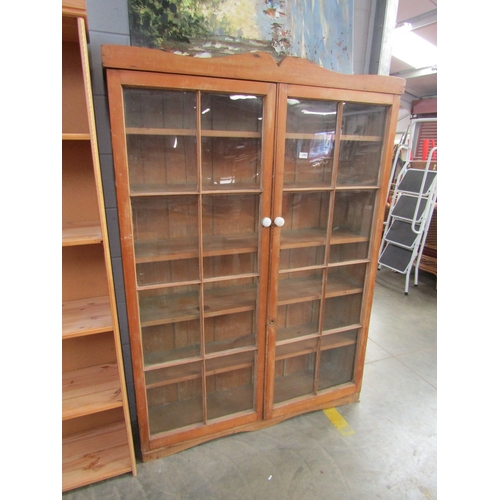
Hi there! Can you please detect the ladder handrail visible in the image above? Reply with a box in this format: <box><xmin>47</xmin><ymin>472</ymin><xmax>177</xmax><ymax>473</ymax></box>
<box><xmin>410</xmin><ymin>145</ymin><xmax>437</xmax><ymax>235</ymax></box>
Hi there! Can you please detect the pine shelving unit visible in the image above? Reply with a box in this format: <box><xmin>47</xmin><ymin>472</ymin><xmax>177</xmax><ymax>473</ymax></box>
<box><xmin>62</xmin><ymin>0</ymin><xmax>136</xmax><ymax>491</ymax></box>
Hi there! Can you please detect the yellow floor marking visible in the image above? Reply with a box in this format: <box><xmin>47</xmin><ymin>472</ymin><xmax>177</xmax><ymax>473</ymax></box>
<box><xmin>323</xmin><ymin>407</ymin><xmax>355</xmax><ymax>436</ymax></box>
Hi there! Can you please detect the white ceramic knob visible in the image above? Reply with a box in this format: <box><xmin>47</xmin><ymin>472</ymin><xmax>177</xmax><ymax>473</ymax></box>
<box><xmin>261</xmin><ymin>217</ymin><xmax>272</xmax><ymax>227</ymax></box>
<box><xmin>274</xmin><ymin>217</ymin><xmax>285</xmax><ymax>227</ymax></box>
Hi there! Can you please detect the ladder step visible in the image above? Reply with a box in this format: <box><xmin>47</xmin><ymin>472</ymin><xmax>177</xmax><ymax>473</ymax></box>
<box><xmin>379</xmin><ymin>244</ymin><xmax>413</xmax><ymax>273</ymax></box>
<box><xmin>392</xmin><ymin>194</ymin><xmax>427</xmax><ymax>222</ymax></box>
<box><xmin>397</xmin><ymin>169</ymin><xmax>437</xmax><ymax>195</ymax></box>
<box><xmin>385</xmin><ymin>220</ymin><xmax>421</xmax><ymax>248</ymax></box>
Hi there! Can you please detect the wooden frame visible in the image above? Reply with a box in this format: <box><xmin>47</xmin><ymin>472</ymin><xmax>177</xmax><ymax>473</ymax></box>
<box><xmin>103</xmin><ymin>45</ymin><xmax>404</xmax><ymax>461</ymax></box>
<box><xmin>62</xmin><ymin>2</ymin><xmax>136</xmax><ymax>491</ymax></box>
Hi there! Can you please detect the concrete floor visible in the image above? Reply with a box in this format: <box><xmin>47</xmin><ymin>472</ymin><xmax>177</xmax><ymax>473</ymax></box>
<box><xmin>63</xmin><ymin>268</ymin><xmax>437</xmax><ymax>499</ymax></box>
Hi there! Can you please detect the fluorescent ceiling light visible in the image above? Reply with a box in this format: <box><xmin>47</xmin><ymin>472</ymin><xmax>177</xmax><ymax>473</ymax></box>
<box><xmin>392</xmin><ymin>24</ymin><xmax>437</xmax><ymax>68</ymax></box>
<box><xmin>301</xmin><ymin>110</ymin><xmax>336</xmax><ymax>116</ymax></box>
<box><xmin>230</xmin><ymin>95</ymin><xmax>257</xmax><ymax>100</ymax></box>
<box><xmin>287</xmin><ymin>99</ymin><xmax>300</xmax><ymax>105</ymax></box>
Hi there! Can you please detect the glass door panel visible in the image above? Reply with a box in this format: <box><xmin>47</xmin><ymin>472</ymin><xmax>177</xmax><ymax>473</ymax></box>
<box><xmin>205</xmin><ymin>311</ymin><xmax>256</xmax><ymax>354</ymax></box>
<box><xmin>124</xmin><ymin>89</ymin><xmax>198</xmax><ymax>194</ymax></box>
<box><xmin>279</xmin><ymin>191</ymin><xmax>330</xmax><ymax>271</ymax></box>
<box><xmin>142</xmin><ymin>320</ymin><xmax>201</xmax><ymax>367</ymax></box>
<box><xmin>318</xmin><ymin>343</ymin><xmax>356</xmax><ymax>391</ymax></box>
<box><xmin>202</xmin><ymin>194</ymin><xmax>259</xmax><ymax>278</ymax></box>
<box><xmin>146</xmin><ymin>360</ymin><xmax>204</xmax><ymax>434</ymax></box>
<box><xmin>330</xmin><ymin>190</ymin><xmax>376</xmax><ymax>264</ymax></box>
<box><xmin>132</xmin><ymin>196</ymin><xmax>199</xmax><ymax>286</ymax></box>
<box><xmin>337</xmin><ymin>103</ymin><xmax>388</xmax><ymax>187</ymax></box>
<box><xmin>201</xmin><ymin>93</ymin><xmax>263</xmax><ymax>190</ymax></box>
<box><xmin>283</xmin><ymin>99</ymin><xmax>337</xmax><ymax>188</ymax></box>
<box><xmin>273</xmin><ymin>338</ymin><xmax>318</xmax><ymax>404</ymax></box>
<box><xmin>206</xmin><ymin>351</ymin><xmax>255</xmax><ymax>420</ymax></box>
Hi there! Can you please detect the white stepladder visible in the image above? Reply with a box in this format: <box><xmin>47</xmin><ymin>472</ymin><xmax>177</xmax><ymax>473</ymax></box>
<box><xmin>378</xmin><ymin>118</ymin><xmax>437</xmax><ymax>294</ymax></box>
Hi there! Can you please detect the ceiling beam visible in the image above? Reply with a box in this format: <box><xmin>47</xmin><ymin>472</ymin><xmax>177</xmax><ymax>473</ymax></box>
<box><xmin>367</xmin><ymin>0</ymin><xmax>399</xmax><ymax>75</ymax></box>
<box><xmin>396</xmin><ymin>8</ymin><xmax>437</xmax><ymax>31</ymax></box>
<box><xmin>391</xmin><ymin>65</ymin><xmax>437</xmax><ymax>79</ymax></box>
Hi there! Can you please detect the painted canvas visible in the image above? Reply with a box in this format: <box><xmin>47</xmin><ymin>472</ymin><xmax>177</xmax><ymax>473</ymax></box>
<box><xmin>128</xmin><ymin>0</ymin><xmax>353</xmax><ymax>73</ymax></box>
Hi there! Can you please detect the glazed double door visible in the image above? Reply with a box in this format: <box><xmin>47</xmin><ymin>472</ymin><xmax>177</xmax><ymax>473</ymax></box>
<box><xmin>107</xmin><ymin>69</ymin><xmax>391</xmax><ymax>451</ymax></box>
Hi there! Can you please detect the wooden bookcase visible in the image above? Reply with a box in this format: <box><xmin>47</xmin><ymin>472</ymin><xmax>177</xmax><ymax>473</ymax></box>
<box><xmin>102</xmin><ymin>45</ymin><xmax>405</xmax><ymax>461</ymax></box>
<box><xmin>62</xmin><ymin>1</ymin><xmax>136</xmax><ymax>491</ymax></box>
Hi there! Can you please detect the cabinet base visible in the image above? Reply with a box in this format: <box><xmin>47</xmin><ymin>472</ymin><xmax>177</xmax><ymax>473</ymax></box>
<box><xmin>140</xmin><ymin>392</ymin><xmax>359</xmax><ymax>462</ymax></box>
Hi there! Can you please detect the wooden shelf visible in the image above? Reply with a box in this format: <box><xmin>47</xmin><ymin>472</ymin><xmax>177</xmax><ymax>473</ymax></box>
<box><xmin>280</xmin><ymin>228</ymin><xmax>368</xmax><ymax>250</ymax></box>
<box><xmin>62</xmin><ymin>133</ymin><xmax>91</xmax><ymax>141</ymax></box>
<box><xmin>145</xmin><ymin>349</ymin><xmax>255</xmax><ymax>388</ymax></box>
<box><xmin>126</xmin><ymin>127</ymin><xmax>260</xmax><ymax>139</ymax></box>
<box><xmin>278</xmin><ymin>274</ymin><xmax>363</xmax><ymax>306</ymax></box>
<box><xmin>62</xmin><ymin>421</ymin><xmax>132</xmax><ymax>492</ymax></box>
<box><xmin>284</xmin><ymin>133</ymin><xmax>381</xmax><ymax>142</ymax></box>
<box><xmin>321</xmin><ymin>331</ymin><xmax>357</xmax><ymax>350</ymax></box>
<box><xmin>62</xmin><ymin>296</ymin><xmax>112</xmax><ymax>339</ymax></box>
<box><xmin>63</xmin><ymin>221</ymin><xmax>102</xmax><ymax>246</ymax></box>
<box><xmin>135</xmin><ymin>233</ymin><xmax>258</xmax><ymax>264</ymax></box>
<box><xmin>340</xmin><ymin>134</ymin><xmax>382</xmax><ymax>142</ymax></box>
<box><xmin>139</xmin><ymin>283</ymin><xmax>257</xmax><ymax>327</ymax></box>
<box><xmin>273</xmin><ymin>371</ymin><xmax>315</xmax><ymax>405</ymax></box>
<box><xmin>63</xmin><ymin>364</ymin><xmax>122</xmax><ymax>420</ymax></box>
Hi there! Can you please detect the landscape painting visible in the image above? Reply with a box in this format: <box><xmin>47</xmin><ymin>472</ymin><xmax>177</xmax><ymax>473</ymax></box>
<box><xmin>128</xmin><ymin>0</ymin><xmax>352</xmax><ymax>73</ymax></box>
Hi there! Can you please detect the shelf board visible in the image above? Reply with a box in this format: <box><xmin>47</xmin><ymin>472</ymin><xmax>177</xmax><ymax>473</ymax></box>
<box><xmin>340</xmin><ymin>134</ymin><xmax>382</xmax><ymax>142</ymax></box>
<box><xmin>145</xmin><ymin>349</ymin><xmax>255</xmax><ymax>388</ymax></box>
<box><xmin>62</xmin><ymin>364</ymin><xmax>122</xmax><ymax>420</ymax></box>
<box><xmin>278</xmin><ymin>274</ymin><xmax>363</xmax><ymax>306</ymax></box>
<box><xmin>62</xmin><ymin>296</ymin><xmax>113</xmax><ymax>339</ymax></box>
<box><xmin>135</xmin><ymin>233</ymin><xmax>258</xmax><ymax>264</ymax></box>
<box><xmin>63</xmin><ymin>221</ymin><xmax>102</xmax><ymax>246</ymax></box>
<box><xmin>140</xmin><ymin>283</ymin><xmax>257</xmax><ymax>328</ymax></box>
<box><xmin>284</xmin><ymin>133</ymin><xmax>381</xmax><ymax>142</ymax></box>
<box><xmin>62</xmin><ymin>133</ymin><xmax>91</xmax><ymax>141</ymax></box>
<box><xmin>62</xmin><ymin>421</ymin><xmax>132</xmax><ymax>492</ymax></box>
<box><xmin>136</xmin><ymin>228</ymin><xmax>366</xmax><ymax>266</ymax></box>
<box><xmin>126</xmin><ymin>127</ymin><xmax>260</xmax><ymax>139</ymax></box>
<box><xmin>320</xmin><ymin>331</ymin><xmax>357</xmax><ymax>350</ymax></box>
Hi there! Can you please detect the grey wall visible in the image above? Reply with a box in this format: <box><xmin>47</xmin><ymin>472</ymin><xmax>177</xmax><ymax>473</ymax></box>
<box><xmin>85</xmin><ymin>0</ymin><xmax>138</xmax><ymax>446</ymax></box>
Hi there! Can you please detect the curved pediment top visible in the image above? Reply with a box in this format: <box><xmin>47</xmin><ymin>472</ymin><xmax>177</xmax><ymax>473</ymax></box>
<box><xmin>102</xmin><ymin>45</ymin><xmax>405</xmax><ymax>96</ymax></box>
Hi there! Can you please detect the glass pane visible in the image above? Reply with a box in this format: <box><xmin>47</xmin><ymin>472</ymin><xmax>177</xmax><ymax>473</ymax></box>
<box><xmin>201</xmin><ymin>93</ymin><xmax>263</xmax><ymax>132</ymax></box>
<box><xmin>138</xmin><ymin>284</ymin><xmax>200</xmax><ymax>329</ymax></box>
<box><xmin>330</xmin><ymin>190</ymin><xmax>376</xmax><ymax>263</ymax></box>
<box><xmin>126</xmin><ymin>135</ymin><xmax>197</xmax><ymax>194</ymax></box>
<box><xmin>201</xmin><ymin>93</ymin><xmax>262</xmax><ymax>190</ymax></box>
<box><xmin>323</xmin><ymin>294</ymin><xmax>363</xmax><ymax>332</ymax></box>
<box><xmin>132</xmin><ymin>196</ymin><xmax>199</xmax><ymax>286</ymax></box>
<box><xmin>280</xmin><ymin>192</ymin><xmax>330</xmax><ymax>270</ymax></box>
<box><xmin>206</xmin><ymin>351</ymin><xmax>255</xmax><ymax>420</ymax></box>
<box><xmin>277</xmin><ymin>300</ymin><xmax>320</xmax><ymax>342</ymax></box>
<box><xmin>124</xmin><ymin>89</ymin><xmax>197</xmax><ymax>193</ymax></box>
<box><xmin>205</xmin><ymin>311</ymin><xmax>256</xmax><ymax>354</ymax></box>
<box><xmin>203</xmin><ymin>278</ymin><xmax>258</xmax><ymax>324</ymax></box>
<box><xmin>326</xmin><ymin>263</ymin><xmax>366</xmax><ymax>296</ymax></box>
<box><xmin>202</xmin><ymin>194</ymin><xmax>259</xmax><ymax>278</ymax></box>
<box><xmin>274</xmin><ymin>338</ymin><xmax>317</xmax><ymax>404</ymax></box>
<box><xmin>146</xmin><ymin>361</ymin><xmax>203</xmax><ymax>434</ymax></box>
<box><xmin>278</xmin><ymin>268</ymin><xmax>324</xmax><ymax>306</ymax></box>
<box><xmin>284</xmin><ymin>99</ymin><xmax>337</xmax><ymax>188</ymax></box>
<box><xmin>142</xmin><ymin>320</ymin><xmax>201</xmax><ymax>368</ymax></box>
<box><xmin>318</xmin><ymin>343</ymin><xmax>356</xmax><ymax>391</ymax></box>
<box><xmin>337</xmin><ymin>103</ymin><xmax>387</xmax><ymax>186</ymax></box>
